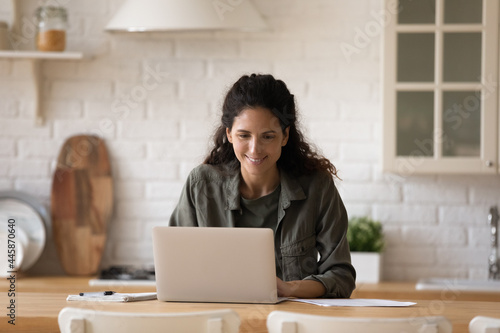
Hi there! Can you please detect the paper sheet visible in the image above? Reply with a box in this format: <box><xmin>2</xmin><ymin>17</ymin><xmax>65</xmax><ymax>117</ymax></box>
<box><xmin>290</xmin><ymin>298</ymin><xmax>416</xmax><ymax>307</ymax></box>
<box><xmin>67</xmin><ymin>292</ymin><xmax>157</xmax><ymax>302</ymax></box>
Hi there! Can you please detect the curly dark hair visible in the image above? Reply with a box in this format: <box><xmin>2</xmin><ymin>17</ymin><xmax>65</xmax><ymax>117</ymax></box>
<box><xmin>204</xmin><ymin>74</ymin><xmax>338</xmax><ymax>179</ymax></box>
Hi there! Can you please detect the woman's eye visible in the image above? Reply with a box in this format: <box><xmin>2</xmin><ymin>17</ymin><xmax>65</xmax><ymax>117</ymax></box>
<box><xmin>263</xmin><ymin>135</ymin><xmax>275</xmax><ymax>140</ymax></box>
<box><xmin>238</xmin><ymin>134</ymin><xmax>249</xmax><ymax>139</ymax></box>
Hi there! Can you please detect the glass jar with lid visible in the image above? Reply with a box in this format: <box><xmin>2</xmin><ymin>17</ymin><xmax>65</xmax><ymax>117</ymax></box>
<box><xmin>35</xmin><ymin>6</ymin><xmax>67</xmax><ymax>52</ymax></box>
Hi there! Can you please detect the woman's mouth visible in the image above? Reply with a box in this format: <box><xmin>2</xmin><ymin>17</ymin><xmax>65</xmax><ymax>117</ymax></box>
<box><xmin>246</xmin><ymin>156</ymin><xmax>266</xmax><ymax>165</ymax></box>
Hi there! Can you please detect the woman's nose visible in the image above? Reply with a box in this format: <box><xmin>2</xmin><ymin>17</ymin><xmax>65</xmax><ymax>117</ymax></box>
<box><xmin>249</xmin><ymin>137</ymin><xmax>261</xmax><ymax>154</ymax></box>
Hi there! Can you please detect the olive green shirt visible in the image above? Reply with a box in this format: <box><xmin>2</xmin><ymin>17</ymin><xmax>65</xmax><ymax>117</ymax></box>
<box><xmin>168</xmin><ymin>164</ymin><xmax>356</xmax><ymax>298</ymax></box>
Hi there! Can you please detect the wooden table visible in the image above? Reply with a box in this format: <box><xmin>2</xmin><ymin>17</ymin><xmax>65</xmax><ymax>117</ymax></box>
<box><xmin>1</xmin><ymin>276</ymin><xmax>499</xmax><ymax>333</ymax></box>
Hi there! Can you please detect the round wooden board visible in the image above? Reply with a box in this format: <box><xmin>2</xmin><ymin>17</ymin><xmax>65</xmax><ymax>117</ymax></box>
<box><xmin>51</xmin><ymin>135</ymin><xmax>113</xmax><ymax>276</ymax></box>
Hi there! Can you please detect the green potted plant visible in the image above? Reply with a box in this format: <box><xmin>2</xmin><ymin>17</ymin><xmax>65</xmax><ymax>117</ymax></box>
<box><xmin>347</xmin><ymin>216</ymin><xmax>385</xmax><ymax>283</ymax></box>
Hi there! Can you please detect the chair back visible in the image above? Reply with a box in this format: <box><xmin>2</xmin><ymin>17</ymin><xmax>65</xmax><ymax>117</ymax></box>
<box><xmin>58</xmin><ymin>307</ymin><xmax>240</xmax><ymax>333</ymax></box>
<box><xmin>267</xmin><ymin>311</ymin><xmax>452</xmax><ymax>333</ymax></box>
<box><xmin>469</xmin><ymin>316</ymin><xmax>500</xmax><ymax>333</ymax></box>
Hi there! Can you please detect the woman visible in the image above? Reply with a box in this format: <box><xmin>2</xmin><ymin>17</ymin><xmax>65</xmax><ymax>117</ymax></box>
<box><xmin>169</xmin><ymin>74</ymin><xmax>355</xmax><ymax>298</ymax></box>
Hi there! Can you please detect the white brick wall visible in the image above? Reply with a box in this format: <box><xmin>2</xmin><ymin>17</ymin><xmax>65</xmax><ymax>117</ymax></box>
<box><xmin>1</xmin><ymin>0</ymin><xmax>499</xmax><ymax>281</ymax></box>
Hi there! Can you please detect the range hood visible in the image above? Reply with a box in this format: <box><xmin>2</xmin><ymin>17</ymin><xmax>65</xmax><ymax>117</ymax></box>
<box><xmin>105</xmin><ymin>0</ymin><xmax>268</xmax><ymax>32</ymax></box>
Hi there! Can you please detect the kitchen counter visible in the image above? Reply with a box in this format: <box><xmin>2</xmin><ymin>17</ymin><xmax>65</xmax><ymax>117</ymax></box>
<box><xmin>1</xmin><ymin>275</ymin><xmax>499</xmax><ymax>332</ymax></box>
<box><xmin>353</xmin><ymin>281</ymin><xmax>500</xmax><ymax>302</ymax></box>
<box><xmin>11</xmin><ymin>274</ymin><xmax>155</xmax><ymax>293</ymax></box>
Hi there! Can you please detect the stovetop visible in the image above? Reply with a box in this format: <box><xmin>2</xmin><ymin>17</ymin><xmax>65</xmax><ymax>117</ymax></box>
<box><xmin>98</xmin><ymin>265</ymin><xmax>155</xmax><ymax>281</ymax></box>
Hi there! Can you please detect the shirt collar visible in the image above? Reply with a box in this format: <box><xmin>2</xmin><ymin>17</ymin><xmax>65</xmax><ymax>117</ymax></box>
<box><xmin>225</xmin><ymin>170</ymin><xmax>241</xmax><ymax>211</ymax></box>
<box><xmin>225</xmin><ymin>168</ymin><xmax>306</xmax><ymax>211</ymax></box>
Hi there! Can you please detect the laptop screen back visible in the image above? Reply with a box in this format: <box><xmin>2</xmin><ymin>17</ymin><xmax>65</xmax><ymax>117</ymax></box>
<box><xmin>152</xmin><ymin>226</ymin><xmax>279</xmax><ymax>304</ymax></box>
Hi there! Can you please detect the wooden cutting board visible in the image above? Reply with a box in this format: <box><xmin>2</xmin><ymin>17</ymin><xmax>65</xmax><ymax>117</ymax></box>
<box><xmin>51</xmin><ymin>135</ymin><xmax>113</xmax><ymax>276</ymax></box>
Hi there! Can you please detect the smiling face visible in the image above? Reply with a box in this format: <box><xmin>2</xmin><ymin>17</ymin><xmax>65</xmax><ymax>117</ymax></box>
<box><xmin>226</xmin><ymin>107</ymin><xmax>289</xmax><ymax>185</ymax></box>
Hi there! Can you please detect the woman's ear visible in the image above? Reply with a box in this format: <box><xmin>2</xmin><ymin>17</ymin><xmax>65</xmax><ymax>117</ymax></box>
<box><xmin>226</xmin><ymin>128</ymin><xmax>233</xmax><ymax>143</ymax></box>
<box><xmin>282</xmin><ymin>127</ymin><xmax>290</xmax><ymax>146</ymax></box>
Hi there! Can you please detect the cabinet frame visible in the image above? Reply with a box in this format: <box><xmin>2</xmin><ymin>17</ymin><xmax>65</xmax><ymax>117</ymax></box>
<box><xmin>382</xmin><ymin>0</ymin><xmax>499</xmax><ymax>175</ymax></box>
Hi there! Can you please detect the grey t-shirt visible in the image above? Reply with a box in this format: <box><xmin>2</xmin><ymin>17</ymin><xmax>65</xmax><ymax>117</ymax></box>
<box><xmin>237</xmin><ymin>185</ymin><xmax>281</xmax><ymax>232</ymax></box>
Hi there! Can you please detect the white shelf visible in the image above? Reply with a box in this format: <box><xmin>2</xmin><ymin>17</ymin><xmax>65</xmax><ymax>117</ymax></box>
<box><xmin>0</xmin><ymin>50</ymin><xmax>84</xmax><ymax>126</ymax></box>
<box><xmin>0</xmin><ymin>50</ymin><xmax>84</xmax><ymax>60</ymax></box>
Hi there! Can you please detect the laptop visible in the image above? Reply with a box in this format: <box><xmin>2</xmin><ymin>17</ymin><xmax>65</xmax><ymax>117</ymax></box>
<box><xmin>152</xmin><ymin>226</ymin><xmax>286</xmax><ymax>304</ymax></box>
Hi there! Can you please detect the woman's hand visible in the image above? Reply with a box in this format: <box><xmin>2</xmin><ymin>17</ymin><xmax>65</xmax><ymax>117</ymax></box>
<box><xmin>276</xmin><ymin>277</ymin><xmax>326</xmax><ymax>298</ymax></box>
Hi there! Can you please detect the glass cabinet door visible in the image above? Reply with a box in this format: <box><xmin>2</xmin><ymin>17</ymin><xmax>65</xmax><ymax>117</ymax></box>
<box><xmin>383</xmin><ymin>0</ymin><xmax>499</xmax><ymax>175</ymax></box>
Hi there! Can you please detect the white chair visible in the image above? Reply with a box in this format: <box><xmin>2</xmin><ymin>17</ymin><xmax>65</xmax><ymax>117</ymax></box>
<box><xmin>58</xmin><ymin>307</ymin><xmax>240</xmax><ymax>333</ymax></box>
<box><xmin>267</xmin><ymin>311</ymin><xmax>452</xmax><ymax>333</ymax></box>
<box><xmin>469</xmin><ymin>316</ymin><xmax>500</xmax><ymax>333</ymax></box>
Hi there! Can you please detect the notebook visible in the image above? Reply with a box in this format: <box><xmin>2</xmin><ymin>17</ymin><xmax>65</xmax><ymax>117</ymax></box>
<box><xmin>152</xmin><ymin>226</ymin><xmax>286</xmax><ymax>304</ymax></box>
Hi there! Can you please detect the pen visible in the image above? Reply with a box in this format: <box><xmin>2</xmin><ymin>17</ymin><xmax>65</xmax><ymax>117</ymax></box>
<box><xmin>79</xmin><ymin>291</ymin><xmax>115</xmax><ymax>296</ymax></box>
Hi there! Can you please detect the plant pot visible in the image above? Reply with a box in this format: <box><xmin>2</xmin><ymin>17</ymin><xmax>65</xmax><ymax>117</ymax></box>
<box><xmin>351</xmin><ymin>252</ymin><xmax>382</xmax><ymax>283</ymax></box>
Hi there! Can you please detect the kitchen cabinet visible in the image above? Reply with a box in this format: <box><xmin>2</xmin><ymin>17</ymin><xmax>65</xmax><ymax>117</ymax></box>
<box><xmin>0</xmin><ymin>50</ymin><xmax>83</xmax><ymax>125</ymax></box>
<box><xmin>382</xmin><ymin>0</ymin><xmax>500</xmax><ymax>175</ymax></box>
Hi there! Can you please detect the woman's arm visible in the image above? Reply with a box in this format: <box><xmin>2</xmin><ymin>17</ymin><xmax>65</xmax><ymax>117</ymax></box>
<box><xmin>276</xmin><ymin>277</ymin><xmax>326</xmax><ymax>298</ymax></box>
<box><xmin>300</xmin><ymin>172</ymin><xmax>356</xmax><ymax>298</ymax></box>
<box><xmin>168</xmin><ymin>170</ymin><xmax>198</xmax><ymax>227</ymax></box>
